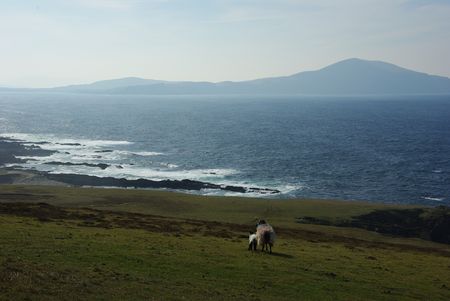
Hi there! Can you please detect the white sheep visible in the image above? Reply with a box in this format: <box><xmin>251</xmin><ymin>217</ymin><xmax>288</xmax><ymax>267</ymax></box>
<box><xmin>248</xmin><ymin>232</ymin><xmax>257</xmax><ymax>251</ymax></box>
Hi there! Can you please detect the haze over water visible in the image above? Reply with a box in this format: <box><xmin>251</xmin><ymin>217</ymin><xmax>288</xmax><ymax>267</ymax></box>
<box><xmin>1</xmin><ymin>92</ymin><xmax>449</xmax><ymax>205</ymax></box>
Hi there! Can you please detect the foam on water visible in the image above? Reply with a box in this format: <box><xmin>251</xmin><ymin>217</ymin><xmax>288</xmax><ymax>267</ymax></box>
<box><xmin>422</xmin><ymin>196</ymin><xmax>445</xmax><ymax>202</ymax></box>
<box><xmin>1</xmin><ymin>127</ymin><xmax>322</xmax><ymax>196</ymax></box>
<box><xmin>4</xmin><ymin>132</ymin><xmax>243</xmax><ymax>187</ymax></box>
<box><xmin>196</xmin><ymin>179</ymin><xmax>305</xmax><ymax>198</ymax></box>
<box><xmin>9</xmin><ymin>160</ymin><xmax>239</xmax><ymax>182</ymax></box>
<box><xmin>4</xmin><ymin>133</ymin><xmax>163</xmax><ymax>162</ymax></box>
<box><xmin>128</xmin><ymin>151</ymin><xmax>164</xmax><ymax>156</ymax></box>
<box><xmin>159</xmin><ymin>162</ymin><xmax>179</xmax><ymax>168</ymax></box>
<box><xmin>93</xmin><ymin>165</ymin><xmax>238</xmax><ymax>182</ymax></box>
<box><xmin>3</xmin><ymin>133</ymin><xmax>133</xmax><ymax>147</ymax></box>
<box><xmin>4</xmin><ymin>132</ymin><xmax>294</xmax><ymax>195</ymax></box>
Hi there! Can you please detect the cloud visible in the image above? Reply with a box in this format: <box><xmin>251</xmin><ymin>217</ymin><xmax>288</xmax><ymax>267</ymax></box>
<box><xmin>209</xmin><ymin>0</ymin><xmax>323</xmax><ymax>24</ymax></box>
<box><xmin>1</xmin><ymin>0</ymin><xmax>449</xmax><ymax>87</ymax></box>
<box><xmin>69</xmin><ymin>0</ymin><xmax>141</xmax><ymax>10</ymax></box>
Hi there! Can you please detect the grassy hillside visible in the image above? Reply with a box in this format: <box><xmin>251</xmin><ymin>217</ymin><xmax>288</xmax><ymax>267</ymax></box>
<box><xmin>0</xmin><ymin>184</ymin><xmax>406</xmax><ymax>223</ymax></box>
<box><xmin>1</xmin><ymin>185</ymin><xmax>449</xmax><ymax>300</ymax></box>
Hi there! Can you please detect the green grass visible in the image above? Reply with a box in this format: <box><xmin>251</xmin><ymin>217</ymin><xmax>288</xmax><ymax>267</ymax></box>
<box><xmin>1</xmin><ymin>185</ymin><xmax>450</xmax><ymax>300</ymax></box>
<box><xmin>0</xmin><ymin>184</ymin><xmax>441</xmax><ymax>247</ymax></box>
<box><xmin>0</xmin><ymin>184</ymin><xmax>409</xmax><ymax>223</ymax></box>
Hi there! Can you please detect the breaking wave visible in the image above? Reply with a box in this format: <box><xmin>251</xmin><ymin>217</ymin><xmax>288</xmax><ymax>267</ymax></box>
<box><xmin>2</xmin><ymin>132</ymin><xmax>298</xmax><ymax>196</ymax></box>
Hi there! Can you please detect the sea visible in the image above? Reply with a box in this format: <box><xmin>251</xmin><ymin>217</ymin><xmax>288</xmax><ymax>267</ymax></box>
<box><xmin>1</xmin><ymin>92</ymin><xmax>449</xmax><ymax>205</ymax></box>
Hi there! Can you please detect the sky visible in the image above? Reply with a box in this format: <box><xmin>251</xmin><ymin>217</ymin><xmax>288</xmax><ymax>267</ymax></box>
<box><xmin>1</xmin><ymin>0</ymin><xmax>450</xmax><ymax>88</ymax></box>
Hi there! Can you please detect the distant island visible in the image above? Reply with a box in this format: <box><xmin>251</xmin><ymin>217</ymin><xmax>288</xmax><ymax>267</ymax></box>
<box><xmin>2</xmin><ymin>58</ymin><xmax>450</xmax><ymax>95</ymax></box>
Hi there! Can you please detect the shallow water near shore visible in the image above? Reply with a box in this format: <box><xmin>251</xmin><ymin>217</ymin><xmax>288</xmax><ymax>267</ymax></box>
<box><xmin>1</xmin><ymin>92</ymin><xmax>450</xmax><ymax>205</ymax></box>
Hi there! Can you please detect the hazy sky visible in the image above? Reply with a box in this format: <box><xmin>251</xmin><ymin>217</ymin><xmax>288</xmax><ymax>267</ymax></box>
<box><xmin>1</xmin><ymin>0</ymin><xmax>450</xmax><ymax>87</ymax></box>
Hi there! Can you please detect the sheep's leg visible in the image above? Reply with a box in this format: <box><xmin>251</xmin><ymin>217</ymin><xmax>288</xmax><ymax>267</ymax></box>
<box><xmin>269</xmin><ymin>244</ymin><xmax>272</xmax><ymax>254</ymax></box>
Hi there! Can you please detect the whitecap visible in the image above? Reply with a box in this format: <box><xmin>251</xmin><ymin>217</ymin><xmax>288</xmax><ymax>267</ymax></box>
<box><xmin>114</xmin><ymin>150</ymin><xmax>164</xmax><ymax>157</ymax></box>
<box><xmin>422</xmin><ymin>196</ymin><xmax>444</xmax><ymax>202</ymax></box>
<box><xmin>3</xmin><ymin>132</ymin><xmax>303</xmax><ymax>196</ymax></box>
<box><xmin>159</xmin><ymin>162</ymin><xmax>179</xmax><ymax>168</ymax></box>
<box><xmin>130</xmin><ymin>151</ymin><xmax>164</xmax><ymax>156</ymax></box>
<box><xmin>9</xmin><ymin>156</ymin><xmax>303</xmax><ymax>196</ymax></box>
<box><xmin>196</xmin><ymin>180</ymin><xmax>305</xmax><ymax>197</ymax></box>
<box><xmin>2</xmin><ymin>132</ymin><xmax>165</xmax><ymax>162</ymax></box>
<box><xmin>2</xmin><ymin>133</ymin><xmax>132</xmax><ymax>146</ymax></box>
<box><xmin>92</xmin><ymin>166</ymin><xmax>239</xmax><ymax>182</ymax></box>
<box><xmin>10</xmin><ymin>157</ymin><xmax>240</xmax><ymax>183</ymax></box>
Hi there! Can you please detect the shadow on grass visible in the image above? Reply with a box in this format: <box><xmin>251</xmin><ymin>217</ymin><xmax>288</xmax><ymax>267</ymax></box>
<box><xmin>269</xmin><ymin>252</ymin><xmax>294</xmax><ymax>259</ymax></box>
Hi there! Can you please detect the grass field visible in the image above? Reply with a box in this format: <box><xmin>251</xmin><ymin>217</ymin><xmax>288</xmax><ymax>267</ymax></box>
<box><xmin>1</xmin><ymin>185</ymin><xmax>449</xmax><ymax>300</ymax></box>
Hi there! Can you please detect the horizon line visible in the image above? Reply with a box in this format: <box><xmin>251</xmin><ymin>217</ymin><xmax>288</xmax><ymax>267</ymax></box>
<box><xmin>2</xmin><ymin>57</ymin><xmax>450</xmax><ymax>89</ymax></box>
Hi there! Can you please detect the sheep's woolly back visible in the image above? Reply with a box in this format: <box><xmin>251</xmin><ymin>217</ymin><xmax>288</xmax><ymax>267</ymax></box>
<box><xmin>256</xmin><ymin>224</ymin><xmax>276</xmax><ymax>246</ymax></box>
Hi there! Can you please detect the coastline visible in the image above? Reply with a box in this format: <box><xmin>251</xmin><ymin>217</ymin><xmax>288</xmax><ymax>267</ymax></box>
<box><xmin>0</xmin><ymin>168</ymin><xmax>67</xmax><ymax>186</ymax></box>
<box><xmin>0</xmin><ymin>136</ymin><xmax>280</xmax><ymax>195</ymax></box>
<box><xmin>2</xmin><ymin>135</ymin><xmax>448</xmax><ymax>245</ymax></box>
<box><xmin>1</xmin><ymin>135</ymin><xmax>448</xmax><ymax>205</ymax></box>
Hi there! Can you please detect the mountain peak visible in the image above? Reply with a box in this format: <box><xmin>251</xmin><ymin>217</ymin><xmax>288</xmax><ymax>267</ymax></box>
<box><xmin>319</xmin><ymin>58</ymin><xmax>405</xmax><ymax>72</ymax></box>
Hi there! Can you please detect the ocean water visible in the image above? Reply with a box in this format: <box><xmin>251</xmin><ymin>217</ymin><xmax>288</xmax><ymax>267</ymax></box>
<box><xmin>1</xmin><ymin>92</ymin><xmax>449</xmax><ymax>205</ymax></box>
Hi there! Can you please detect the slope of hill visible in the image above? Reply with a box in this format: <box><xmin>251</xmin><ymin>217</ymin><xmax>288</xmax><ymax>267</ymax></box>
<box><xmin>53</xmin><ymin>77</ymin><xmax>166</xmax><ymax>92</ymax></box>
<box><xmin>0</xmin><ymin>185</ymin><xmax>449</xmax><ymax>300</ymax></box>
<box><xmin>267</xmin><ymin>58</ymin><xmax>450</xmax><ymax>94</ymax></box>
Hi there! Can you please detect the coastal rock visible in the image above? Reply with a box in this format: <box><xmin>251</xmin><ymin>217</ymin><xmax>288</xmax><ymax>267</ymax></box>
<box><xmin>44</xmin><ymin>173</ymin><xmax>280</xmax><ymax>194</ymax></box>
<box><xmin>0</xmin><ymin>139</ymin><xmax>55</xmax><ymax>165</ymax></box>
<box><xmin>0</xmin><ymin>137</ymin><xmax>280</xmax><ymax>195</ymax></box>
<box><xmin>58</xmin><ymin>143</ymin><xmax>83</xmax><ymax>146</ymax></box>
<box><xmin>44</xmin><ymin>161</ymin><xmax>110</xmax><ymax>170</ymax></box>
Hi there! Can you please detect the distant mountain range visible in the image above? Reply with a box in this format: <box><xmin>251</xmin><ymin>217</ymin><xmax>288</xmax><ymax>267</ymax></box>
<box><xmin>3</xmin><ymin>58</ymin><xmax>450</xmax><ymax>95</ymax></box>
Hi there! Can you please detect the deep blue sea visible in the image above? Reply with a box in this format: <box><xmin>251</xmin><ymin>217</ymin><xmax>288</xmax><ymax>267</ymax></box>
<box><xmin>1</xmin><ymin>92</ymin><xmax>449</xmax><ymax>205</ymax></box>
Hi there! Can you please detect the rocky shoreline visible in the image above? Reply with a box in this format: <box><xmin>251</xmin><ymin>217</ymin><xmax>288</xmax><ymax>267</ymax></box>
<box><xmin>0</xmin><ymin>137</ymin><xmax>280</xmax><ymax>194</ymax></box>
<box><xmin>0</xmin><ymin>139</ymin><xmax>55</xmax><ymax>165</ymax></box>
